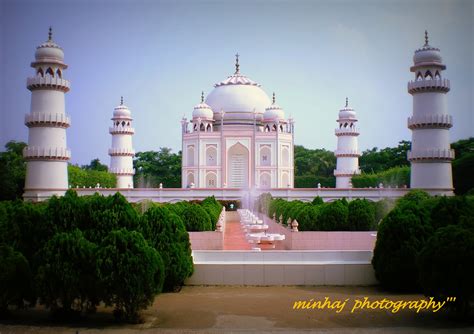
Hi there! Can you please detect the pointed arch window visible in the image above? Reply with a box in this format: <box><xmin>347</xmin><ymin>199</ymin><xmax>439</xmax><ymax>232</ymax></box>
<box><xmin>56</xmin><ymin>69</ymin><xmax>62</xmax><ymax>78</ymax></box>
<box><xmin>434</xmin><ymin>71</ymin><xmax>441</xmax><ymax>80</ymax></box>
<box><xmin>425</xmin><ymin>71</ymin><xmax>433</xmax><ymax>80</ymax></box>
<box><xmin>37</xmin><ymin>68</ymin><xmax>44</xmax><ymax>77</ymax></box>
<box><xmin>45</xmin><ymin>67</ymin><xmax>54</xmax><ymax>77</ymax></box>
<box><xmin>416</xmin><ymin>72</ymin><xmax>423</xmax><ymax>81</ymax></box>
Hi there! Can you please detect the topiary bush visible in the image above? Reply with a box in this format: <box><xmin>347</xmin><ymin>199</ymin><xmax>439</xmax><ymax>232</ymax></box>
<box><xmin>348</xmin><ymin>199</ymin><xmax>376</xmax><ymax>231</ymax></box>
<box><xmin>35</xmin><ymin>229</ymin><xmax>98</xmax><ymax>315</ymax></box>
<box><xmin>372</xmin><ymin>200</ymin><xmax>433</xmax><ymax>291</ymax></box>
<box><xmin>312</xmin><ymin>196</ymin><xmax>324</xmax><ymax>206</ymax></box>
<box><xmin>430</xmin><ymin>195</ymin><xmax>474</xmax><ymax>230</ymax></box>
<box><xmin>96</xmin><ymin>229</ymin><xmax>164</xmax><ymax>323</ymax></box>
<box><xmin>141</xmin><ymin>206</ymin><xmax>193</xmax><ymax>292</ymax></box>
<box><xmin>182</xmin><ymin>203</ymin><xmax>212</xmax><ymax>231</ymax></box>
<box><xmin>295</xmin><ymin>205</ymin><xmax>320</xmax><ymax>231</ymax></box>
<box><xmin>200</xmin><ymin>196</ymin><xmax>222</xmax><ymax>230</ymax></box>
<box><xmin>0</xmin><ymin>244</ymin><xmax>34</xmax><ymax>314</ymax></box>
<box><xmin>318</xmin><ymin>199</ymin><xmax>349</xmax><ymax>231</ymax></box>
<box><xmin>418</xmin><ymin>225</ymin><xmax>474</xmax><ymax>316</ymax></box>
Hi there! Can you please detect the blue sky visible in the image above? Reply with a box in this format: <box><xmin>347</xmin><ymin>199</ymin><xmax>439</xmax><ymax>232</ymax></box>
<box><xmin>1</xmin><ymin>0</ymin><xmax>472</xmax><ymax>165</ymax></box>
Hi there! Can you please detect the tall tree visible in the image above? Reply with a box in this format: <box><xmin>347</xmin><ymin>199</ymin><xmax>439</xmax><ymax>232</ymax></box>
<box><xmin>359</xmin><ymin>140</ymin><xmax>411</xmax><ymax>173</ymax></box>
<box><xmin>82</xmin><ymin>158</ymin><xmax>108</xmax><ymax>172</ymax></box>
<box><xmin>133</xmin><ymin>148</ymin><xmax>182</xmax><ymax>188</ymax></box>
<box><xmin>0</xmin><ymin>141</ymin><xmax>27</xmax><ymax>200</ymax></box>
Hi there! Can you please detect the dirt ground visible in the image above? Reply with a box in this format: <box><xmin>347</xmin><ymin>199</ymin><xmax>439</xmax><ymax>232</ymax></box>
<box><xmin>0</xmin><ymin>286</ymin><xmax>472</xmax><ymax>333</ymax></box>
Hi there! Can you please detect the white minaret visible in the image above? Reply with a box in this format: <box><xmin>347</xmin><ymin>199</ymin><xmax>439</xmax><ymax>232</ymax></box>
<box><xmin>23</xmin><ymin>28</ymin><xmax>71</xmax><ymax>201</ymax></box>
<box><xmin>109</xmin><ymin>97</ymin><xmax>135</xmax><ymax>188</ymax></box>
<box><xmin>408</xmin><ymin>31</ymin><xmax>454</xmax><ymax>190</ymax></box>
<box><xmin>334</xmin><ymin>98</ymin><xmax>360</xmax><ymax>188</ymax></box>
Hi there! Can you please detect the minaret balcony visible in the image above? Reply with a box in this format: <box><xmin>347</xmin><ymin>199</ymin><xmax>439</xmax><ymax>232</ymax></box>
<box><xmin>334</xmin><ymin>169</ymin><xmax>361</xmax><ymax>177</ymax></box>
<box><xmin>334</xmin><ymin>149</ymin><xmax>361</xmax><ymax>157</ymax></box>
<box><xmin>335</xmin><ymin>127</ymin><xmax>359</xmax><ymax>136</ymax></box>
<box><xmin>108</xmin><ymin>148</ymin><xmax>135</xmax><ymax>156</ymax></box>
<box><xmin>407</xmin><ymin>148</ymin><xmax>455</xmax><ymax>161</ymax></box>
<box><xmin>25</xmin><ymin>112</ymin><xmax>71</xmax><ymax>128</ymax></box>
<box><xmin>108</xmin><ymin>167</ymin><xmax>135</xmax><ymax>175</ymax></box>
<box><xmin>27</xmin><ymin>76</ymin><xmax>70</xmax><ymax>92</ymax></box>
<box><xmin>407</xmin><ymin>78</ymin><xmax>450</xmax><ymax>94</ymax></box>
<box><xmin>23</xmin><ymin>146</ymin><xmax>71</xmax><ymax>161</ymax></box>
<box><xmin>407</xmin><ymin>114</ymin><xmax>453</xmax><ymax>129</ymax></box>
<box><xmin>109</xmin><ymin>126</ymin><xmax>135</xmax><ymax>135</ymax></box>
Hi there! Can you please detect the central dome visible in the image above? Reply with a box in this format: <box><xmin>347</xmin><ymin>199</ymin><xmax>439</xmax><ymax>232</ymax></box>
<box><xmin>204</xmin><ymin>58</ymin><xmax>271</xmax><ymax>125</ymax></box>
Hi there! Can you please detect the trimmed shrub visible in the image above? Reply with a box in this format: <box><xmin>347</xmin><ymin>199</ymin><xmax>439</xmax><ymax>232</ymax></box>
<box><xmin>182</xmin><ymin>204</ymin><xmax>212</xmax><ymax>231</ymax></box>
<box><xmin>0</xmin><ymin>244</ymin><xmax>33</xmax><ymax>313</ymax></box>
<box><xmin>295</xmin><ymin>205</ymin><xmax>320</xmax><ymax>231</ymax></box>
<box><xmin>372</xmin><ymin>201</ymin><xmax>433</xmax><ymax>291</ymax></box>
<box><xmin>312</xmin><ymin>196</ymin><xmax>324</xmax><ymax>206</ymax></box>
<box><xmin>418</xmin><ymin>225</ymin><xmax>474</xmax><ymax>316</ymax></box>
<box><xmin>141</xmin><ymin>206</ymin><xmax>193</xmax><ymax>292</ymax></box>
<box><xmin>352</xmin><ymin>166</ymin><xmax>410</xmax><ymax>188</ymax></box>
<box><xmin>318</xmin><ymin>200</ymin><xmax>349</xmax><ymax>231</ymax></box>
<box><xmin>201</xmin><ymin>196</ymin><xmax>222</xmax><ymax>230</ymax></box>
<box><xmin>396</xmin><ymin>189</ymin><xmax>431</xmax><ymax>208</ymax></box>
<box><xmin>453</xmin><ymin>152</ymin><xmax>474</xmax><ymax>195</ymax></box>
<box><xmin>348</xmin><ymin>199</ymin><xmax>376</xmax><ymax>231</ymax></box>
<box><xmin>2</xmin><ymin>200</ymin><xmax>51</xmax><ymax>262</ymax></box>
<box><xmin>96</xmin><ymin>229</ymin><xmax>164</xmax><ymax>323</ymax></box>
<box><xmin>35</xmin><ymin>230</ymin><xmax>98</xmax><ymax>314</ymax></box>
<box><xmin>430</xmin><ymin>195</ymin><xmax>474</xmax><ymax>230</ymax></box>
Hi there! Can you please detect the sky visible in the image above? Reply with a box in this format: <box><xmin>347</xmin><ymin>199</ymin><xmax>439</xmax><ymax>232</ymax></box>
<box><xmin>0</xmin><ymin>0</ymin><xmax>473</xmax><ymax>166</ymax></box>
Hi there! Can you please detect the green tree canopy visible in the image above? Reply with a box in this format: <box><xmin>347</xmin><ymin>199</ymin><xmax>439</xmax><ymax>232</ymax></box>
<box><xmin>82</xmin><ymin>158</ymin><xmax>108</xmax><ymax>172</ymax></box>
<box><xmin>134</xmin><ymin>148</ymin><xmax>181</xmax><ymax>188</ymax></box>
<box><xmin>359</xmin><ymin>140</ymin><xmax>411</xmax><ymax>174</ymax></box>
<box><xmin>0</xmin><ymin>141</ymin><xmax>27</xmax><ymax>200</ymax></box>
<box><xmin>96</xmin><ymin>229</ymin><xmax>164</xmax><ymax>323</ymax></box>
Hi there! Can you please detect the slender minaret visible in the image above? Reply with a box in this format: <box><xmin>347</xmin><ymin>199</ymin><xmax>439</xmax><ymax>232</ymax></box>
<box><xmin>23</xmin><ymin>28</ymin><xmax>71</xmax><ymax>201</ymax></box>
<box><xmin>334</xmin><ymin>98</ymin><xmax>360</xmax><ymax>188</ymax></box>
<box><xmin>108</xmin><ymin>97</ymin><xmax>135</xmax><ymax>188</ymax></box>
<box><xmin>408</xmin><ymin>31</ymin><xmax>454</xmax><ymax>190</ymax></box>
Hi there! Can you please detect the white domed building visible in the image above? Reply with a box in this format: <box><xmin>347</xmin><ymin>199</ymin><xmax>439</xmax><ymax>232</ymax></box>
<box><xmin>181</xmin><ymin>55</ymin><xmax>294</xmax><ymax>189</ymax></box>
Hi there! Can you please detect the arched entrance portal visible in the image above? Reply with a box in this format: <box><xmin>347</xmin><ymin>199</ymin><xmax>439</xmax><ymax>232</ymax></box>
<box><xmin>227</xmin><ymin>142</ymin><xmax>249</xmax><ymax>188</ymax></box>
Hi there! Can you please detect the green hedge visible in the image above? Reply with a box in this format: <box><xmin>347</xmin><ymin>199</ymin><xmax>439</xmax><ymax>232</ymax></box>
<box><xmin>260</xmin><ymin>195</ymin><xmax>377</xmax><ymax>231</ymax></box>
<box><xmin>352</xmin><ymin>166</ymin><xmax>410</xmax><ymax>188</ymax></box>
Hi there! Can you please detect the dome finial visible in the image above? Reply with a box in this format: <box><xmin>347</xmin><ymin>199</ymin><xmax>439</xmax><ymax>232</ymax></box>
<box><xmin>345</xmin><ymin>97</ymin><xmax>348</xmax><ymax>108</ymax></box>
<box><xmin>272</xmin><ymin>92</ymin><xmax>276</xmax><ymax>104</ymax></box>
<box><xmin>48</xmin><ymin>26</ymin><xmax>52</xmax><ymax>41</ymax></box>
<box><xmin>424</xmin><ymin>30</ymin><xmax>429</xmax><ymax>46</ymax></box>
<box><xmin>120</xmin><ymin>96</ymin><xmax>124</xmax><ymax>105</ymax></box>
<box><xmin>201</xmin><ymin>91</ymin><xmax>204</xmax><ymax>103</ymax></box>
<box><xmin>235</xmin><ymin>53</ymin><xmax>240</xmax><ymax>74</ymax></box>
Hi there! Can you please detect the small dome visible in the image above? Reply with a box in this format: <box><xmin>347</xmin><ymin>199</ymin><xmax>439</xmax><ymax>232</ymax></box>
<box><xmin>413</xmin><ymin>46</ymin><xmax>442</xmax><ymax>65</ymax></box>
<box><xmin>34</xmin><ymin>28</ymin><xmax>64</xmax><ymax>63</ymax></box>
<box><xmin>113</xmin><ymin>97</ymin><xmax>132</xmax><ymax>118</ymax></box>
<box><xmin>192</xmin><ymin>92</ymin><xmax>213</xmax><ymax>121</ymax></box>
<box><xmin>412</xmin><ymin>31</ymin><xmax>444</xmax><ymax>67</ymax></box>
<box><xmin>338</xmin><ymin>98</ymin><xmax>357</xmax><ymax>120</ymax></box>
<box><xmin>193</xmin><ymin>106</ymin><xmax>213</xmax><ymax>120</ymax></box>
<box><xmin>263</xmin><ymin>93</ymin><xmax>285</xmax><ymax>122</ymax></box>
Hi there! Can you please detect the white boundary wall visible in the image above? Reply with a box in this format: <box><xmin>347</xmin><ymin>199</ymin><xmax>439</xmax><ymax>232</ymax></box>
<box><xmin>26</xmin><ymin>187</ymin><xmax>453</xmax><ymax>202</ymax></box>
<box><xmin>186</xmin><ymin>250</ymin><xmax>377</xmax><ymax>286</ymax></box>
